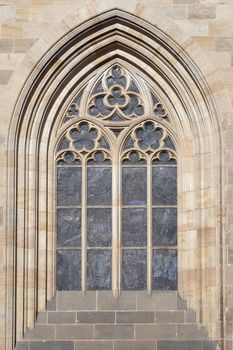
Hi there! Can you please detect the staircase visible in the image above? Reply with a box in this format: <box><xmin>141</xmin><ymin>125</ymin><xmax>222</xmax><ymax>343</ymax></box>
<box><xmin>16</xmin><ymin>291</ymin><xmax>218</xmax><ymax>350</ymax></box>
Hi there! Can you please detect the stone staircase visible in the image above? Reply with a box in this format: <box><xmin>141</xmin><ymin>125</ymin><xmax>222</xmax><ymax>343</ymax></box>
<box><xmin>16</xmin><ymin>291</ymin><xmax>218</xmax><ymax>350</ymax></box>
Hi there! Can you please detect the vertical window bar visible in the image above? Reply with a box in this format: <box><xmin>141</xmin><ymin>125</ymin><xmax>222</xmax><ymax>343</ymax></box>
<box><xmin>112</xmin><ymin>159</ymin><xmax>120</xmax><ymax>299</ymax></box>
<box><xmin>81</xmin><ymin>158</ymin><xmax>87</xmax><ymax>294</ymax></box>
<box><xmin>147</xmin><ymin>158</ymin><xmax>152</xmax><ymax>293</ymax></box>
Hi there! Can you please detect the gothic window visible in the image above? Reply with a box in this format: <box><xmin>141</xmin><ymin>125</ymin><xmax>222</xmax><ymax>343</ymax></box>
<box><xmin>56</xmin><ymin>64</ymin><xmax>177</xmax><ymax>294</ymax></box>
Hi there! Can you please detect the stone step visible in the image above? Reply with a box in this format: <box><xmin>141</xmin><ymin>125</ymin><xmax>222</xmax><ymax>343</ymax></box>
<box><xmin>36</xmin><ymin>310</ymin><xmax>196</xmax><ymax>325</ymax></box>
<box><xmin>16</xmin><ymin>340</ymin><xmax>217</xmax><ymax>350</ymax></box>
<box><xmin>22</xmin><ymin>323</ymin><xmax>209</xmax><ymax>341</ymax></box>
<box><xmin>46</xmin><ymin>291</ymin><xmax>187</xmax><ymax>312</ymax></box>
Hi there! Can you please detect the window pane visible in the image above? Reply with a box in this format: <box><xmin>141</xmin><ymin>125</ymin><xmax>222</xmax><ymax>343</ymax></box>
<box><xmin>152</xmin><ymin>167</ymin><xmax>177</xmax><ymax>205</ymax></box>
<box><xmin>57</xmin><ymin>208</ymin><xmax>81</xmax><ymax>248</ymax></box>
<box><xmin>87</xmin><ymin>168</ymin><xmax>112</xmax><ymax>205</ymax></box>
<box><xmin>152</xmin><ymin>249</ymin><xmax>177</xmax><ymax>290</ymax></box>
<box><xmin>87</xmin><ymin>208</ymin><xmax>112</xmax><ymax>247</ymax></box>
<box><xmin>56</xmin><ymin>250</ymin><xmax>81</xmax><ymax>291</ymax></box>
<box><xmin>122</xmin><ymin>167</ymin><xmax>147</xmax><ymax>205</ymax></box>
<box><xmin>87</xmin><ymin>250</ymin><xmax>112</xmax><ymax>290</ymax></box>
<box><xmin>153</xmin><ymin>208</ymin><xmax>177</xmax><ymax>247</ymax></box>
<box><xmin>57</xmin><ymin>167</ymin><xmax>82</xmax><ymax>206</ymax></box>
<box><xmin>122</xmin><ymin>208</ymin><xmax>147</xmax><ymax>247</ymax></box>
<box><xmin>122</xmin><ymin>249</ymin><xmax>147</xmax><ymax>290</ymax></box>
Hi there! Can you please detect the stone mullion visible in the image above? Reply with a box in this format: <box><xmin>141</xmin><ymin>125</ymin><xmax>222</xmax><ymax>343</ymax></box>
<box><xmin>112</xmin><ymin>154</ymin><xmax>120</xmax><ymax>299</ymax></box>
<box><xmin>81</xmin><ymin>157</ymin><xmax>87</xmax><ymax>295</ymax></box>
<box><xmin>147</xmin><ymin>157</ymin><xmax>152</xmax><ymax>294</ymax></box>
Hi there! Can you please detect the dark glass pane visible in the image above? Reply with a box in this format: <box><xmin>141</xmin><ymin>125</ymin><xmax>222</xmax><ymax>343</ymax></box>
<box><xmin>87</xmin><ymin>168</ymin><xmax>112</xmax><ymax>206</ymax></box>
<box><xmin>122</xmin><ymin>249</ymin><xmax>147</xmax><ymax>290</ymax></box>
<box><xmin>122</xmin><ymin>167</ymin><xmax>147</xmax><ymax>205</ymax></box>
<box><xmin>57</xmin><ymin>208</ymin><xmax>81</xmax><ymax>248</ymax></box>
<box><xmin>87</xmin><ymin>208</ymin><xmax>112</xmax><ymax>247</ymax></box>
<box><xmin>87</xmin><ymin>151</ymin><xmax>111</xmax><ymax>165</ymax></box>
<box><xmin>122</xmin><ymin>208</ymin><xmax>147</xmax><ymax>247</ymax></box>
<box><xmin>152</xmin><ymin>167</ymin><xmax>177</xmax><ymax>205</ymax></box>
<box><xmin>56</xmin><ymin>250</ymin><xmax>81</xmax><ymax>291</ymax></box>
<box><xmin>135</xmin><ymin>122</ymin><xmax>163</xmax><ymax>151</ymax></box>
<box><xmin>153</xmin><ymin>249</ymin><xmax>177</xmax><ymax>290</ymax></box>
<box><xmin>153</xmin><ymin>151</ymin><xmax>176</xmax><ymax>165</ymax></box>
<box><xmin>122</xmin><ymin>152</ymin><xmax>146</xmax><ymax>165</ymax></box>
<box><xmin>87</xmin><ymin>250</ymin><xmax>111</xmax><ymax>290</ymax></box>
<box><xmin>153</xmin><ymin>208</ymin><xmax>177</xmax><ymax>247</ymax></box>
<box><xmin>57</xmin><ymin>167</ymin><xmax>81</xmax><ymax>206</ymax></box>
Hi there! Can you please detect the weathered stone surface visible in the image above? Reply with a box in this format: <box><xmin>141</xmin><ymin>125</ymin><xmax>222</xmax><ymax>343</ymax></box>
<box><xmin>30</xmin><ymin>341</ymin><xmax>74</xmax><ymax>350</ymax></box>
<box><xmin>155</xmin><ymin>310</ymin><xmax>185</xmax><ymax>323</ymax></box>
<box><xmin>137</xmin><ymin>291</ymin><xmax>177</xmax><ymax>311</ymax></box>
<box><xmin>177</xmin><ymin>324</ymin><xmax>208</xmax><ymax>340</ymax></box>
<box><xmin>57</xmin><ymin>292</ymin><xmax>96</xmax><ymax>310</ymax></box>
<box><xmin>24</xmin><ymin>325</ymin><xmax>55</xmax><ymax>340</ymax></box>
<box><xmin>48</xmin><ymin>311</ymin><xmax>76</xmax><ymax>324</ymax></box>
<box><xmin>77</xmin><ymin>311</ymin><xmax>115</xmax><ymax>324</ymax></box>
<box><xmin>116</xmin><ymin>311</ymin><xmax>154</xmax><ymax>323</ymax></box>
<box><xmin>115</xmin><ymin>341</ymin><xmax>157</xmax><ymax>350</ymax></box>
<box><xmin>97</xmin><ymin>292</ymin><xmax>137</xmax><ymax>310</ymax></box>
<box><xmin>75</xmin><ymin>341</ymin><xmax>113</xmax><ymax>350</ymax></box>
<box><xmin>0</xmin><ymin>70</ymin><xmax>13</xmax><ymax>84</ymax></box>
<box><xmin>135</xmin><ymin>324</ymin><xmax>176</xmax><ymax>340</ymax></box>
<box><xmin>0</xmin><ymin>38</ymin><xmax>13</xmax><ymax>53</ymax></box>
<box><xmin>55</xmin><ymin>325</ymin><xmax>93</xmax><ymax>340</ymax></box>
<box><xmin>14</xmin><ymin>38</ymin><xmax>37</xmax><ymax>52</ymax></box>
<box><xmin>157</xmin><ymin>341</ymin><xmax>202</xmax><ymax>350</ymax></box>
<box><xmin>94</xmin><ymin>325</ymin><xmax>134</xmax><ymax>340</ymax></box>
<box><xmin>188</xmin><ymin>5</ymin><xmax>216</xmax><ymax>19</ymax></box>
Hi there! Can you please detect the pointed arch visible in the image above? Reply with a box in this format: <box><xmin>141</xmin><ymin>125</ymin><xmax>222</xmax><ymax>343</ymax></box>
<box><xmin>5</xmin><ymin>6</ymin><xmax>227</xmax><ymax>349</ymax></box>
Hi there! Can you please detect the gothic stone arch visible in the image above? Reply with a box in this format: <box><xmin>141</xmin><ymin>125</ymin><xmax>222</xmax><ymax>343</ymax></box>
<box><xmin>4</xmin><ymin>5</ymin><xmax>229</xmax><ymax>350</ymax></box>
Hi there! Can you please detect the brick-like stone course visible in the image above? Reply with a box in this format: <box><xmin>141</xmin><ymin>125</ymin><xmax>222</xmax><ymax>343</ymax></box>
<box><xmin>94</xmin><ymin>325</ymin><xmax>134</xmax><ymax>340</ymax></box>
<box><xmin>48</xmin><ymin>311</ymin><xmax>76</xmax><ymax>324</ymax></box>
<box><xmin>77</xmin><ymin>311</ymin><xmax>115</xmax><ymax>324</ymax></box>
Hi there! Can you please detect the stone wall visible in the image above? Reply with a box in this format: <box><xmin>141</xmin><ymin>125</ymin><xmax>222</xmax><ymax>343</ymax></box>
<box><xmin>0</xmin><ymin>0</ymin><xmax>233</xmax><ymax>349</ymax></box>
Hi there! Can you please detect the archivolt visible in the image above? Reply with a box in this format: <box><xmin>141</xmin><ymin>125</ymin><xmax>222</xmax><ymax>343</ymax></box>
<box><xmin>6</xmin><ymin>8</ymin><xmax>224</xmax><ymax>349</ymax></box>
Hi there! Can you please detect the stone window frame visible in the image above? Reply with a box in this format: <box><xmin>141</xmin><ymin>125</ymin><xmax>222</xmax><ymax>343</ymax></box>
<box><xmin>55</xmin><ymin>64</ymin><xmax>178</xmax><ymax>297</ymax></box>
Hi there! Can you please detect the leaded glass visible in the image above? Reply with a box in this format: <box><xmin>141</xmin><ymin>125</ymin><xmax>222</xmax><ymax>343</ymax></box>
<box><xmin>152</xmin><ymin>167</ymin><xmax>177</xmax><ymax>205</ymax></box>
<box><xmin>57</xmin><ymin>167</ymin><xmax>81</xmax><ymax>206</ymax></box>
<box><xmin>87</xmin><ymin>250</ymin><xmax>112</xmax><ymax>290</ymax></box>
<box><xmin>56</xmin><ymin>65</ymin><xmax>178</xmax><ymax>293</ymax></box>
<box><xmin>152</xmin><ymin>249</ymin><xmax>177</xmax><ymax>290</ymax></box>
<box><xmin>122</xmin><ymin>167</ymin><xmax>147</xmax><ymax>206</ymax></box>
<box><xmin>57</xmin><ymin>208</ymin><xmax>81</xmax><ymax>248</ymax></box>
<box><xmin>56</xmin><ymin>250</ymin><xmax>81</xmax><ymax>291</ymax></box>
<box><xmin>122</xmin><ymin>249</ymin><xmax>147</xmax><ymax>290</ymax></box>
